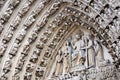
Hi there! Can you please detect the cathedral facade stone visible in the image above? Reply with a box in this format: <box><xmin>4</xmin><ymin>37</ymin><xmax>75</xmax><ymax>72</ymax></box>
<box><xmin>0</xmin><ymin>0</ymin><xmax>120</xmax><ymax>80</ymax></box>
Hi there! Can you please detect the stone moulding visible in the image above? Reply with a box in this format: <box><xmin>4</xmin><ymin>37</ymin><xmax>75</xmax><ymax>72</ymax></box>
<box><xmin>0</xmin><ymin>0</ymin><xmax>120</xmax><ymax>80</ymax></box>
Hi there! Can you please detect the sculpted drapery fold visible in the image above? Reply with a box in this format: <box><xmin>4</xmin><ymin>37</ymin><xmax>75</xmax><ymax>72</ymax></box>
<box><xmin>50</xmin><ymin>29</ymin><xmax>119</xmax><ymax>80</ymax></box>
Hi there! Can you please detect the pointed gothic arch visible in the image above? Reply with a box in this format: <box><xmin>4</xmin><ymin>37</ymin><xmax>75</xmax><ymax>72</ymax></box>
<box><xmin>0</xmin><ymin>0</ymin><xmax>119</xmax><ymax>80</ymax></box>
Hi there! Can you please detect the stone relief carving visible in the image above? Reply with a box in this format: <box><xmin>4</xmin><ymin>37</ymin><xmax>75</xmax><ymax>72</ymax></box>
<box><xmin>94</xmin><ymin>39</ymin><xmax>105</xmax><ymax>66</ymax></box>
<box><xmin>19</xmin><ymin>2</ymin><xmax>30</xmax><ymax>16</ymax></box>
<box><xmin>72</xmin><ymin>32</ymin><xmax>86</xmax><ymax>67</ymax></box>
<box><xmin>35</xmin><ymin>67</ymin><xmax>45</xmax><ymax>77</ymax></box>
<box><xmin>81</xmin><ymin>34</ymin><xmax>96</xmax><ymax>67</ymax></box>
<box><xmin>40</xmin><ymin>57</ymin><xmax>49</xmax><ymax>67</ymax></box>
<box><xmin>62</xmin><ymin>50</ymin><xmax>69</xmax><ymax>75</ymax></box>
<box><xmin>9</xmin><ymin>42</ymin><xmax>20</xmax><ymax>58</ymax></box>
<box><xmin>10</xmin><ymin>14</ymin><xmax>21</xmax><ymax>30</ymax></box>
<box><xmin>0</xmin><ymin>23</ymin><xmax>3</xmax><ymax>33</ymax></box>
<box><xmin>49</xmin><ymin>28</ymin><xmax>119</xmax><ymax>80</ymax></box>
<box><xmin>44</xmin><ymin>49</ymin><xmax>51</xmax><ymax>58</ymax></box>
<box><xmin>15</xmin><ymin>58</ymin><xmax>25</xmax><ymax>74</ymax></box>
<box><xmin>29</xmin><ymin>53</ymin><xmax>38</xmax><ymax>63</ymax></box>
<box><xmin>3</xmin><ymin>30</ymin><xmax>14</xmax><ymax>43</ymax></box>
<box><xmin>0</xmin><ymin>0</ymin><xmax>120</xmax><ymax>80</ymax></box>
<box><xmin>22</xmin><ymin>41</ymin><xmax>30</xmax><ymax>56</ymax></box>
<box><xmin>3</xmin><ymin>60</ymin><xmax>12</xmax><ymax>74</ymax></box>
<box><xmin>24</xmin><ymin>72</ymin><xmax>32</xmax><ymax>80</ymax></box>
<box><xmin>0</xmin><ymin>43</ymin><xmax>7</xmax><ymax>57</ymax></box>
<box><xmin>24</xmin><ymin>15</ymin><xmax>35</xmax><ymax>29</ymax></box>
<box><xmin>54</xmin><ymin>50</ymin><xmax>63</xmax><ymax>76</ymax></box>
<box><xmin>16</xmin><ymin>29</ymin><xmax>26</xmax><ymax>42</ymax></box>
<box><xmin>26</xmin><ymin>63</ymin><xmax>35</xmax><ymax>72</ymax></box>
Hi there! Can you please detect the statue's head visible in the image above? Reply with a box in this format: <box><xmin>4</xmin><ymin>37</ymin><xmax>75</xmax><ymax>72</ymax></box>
<box><xmin>75</xmin><ymin>30</ymin><xmax>84</xmax><ymax>40</ymax></box>
<box><xmin>75</xmin><ymin>34</ymin><xmax>81</xmax><ymax>40</ymax></box>
<box><xmin>80</xmin><ymin>57</ymin><xmax>86</xmax><ymax>65</ymax></box>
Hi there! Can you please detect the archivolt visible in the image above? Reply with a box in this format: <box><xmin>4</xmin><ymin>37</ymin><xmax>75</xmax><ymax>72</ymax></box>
<box><xmin>0</xmin><ymin>0</ymin><xmax>119</xmax><ymax>80</ymax></box>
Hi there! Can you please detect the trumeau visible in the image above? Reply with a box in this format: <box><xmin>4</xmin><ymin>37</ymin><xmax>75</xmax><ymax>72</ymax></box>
<box><xmin>0</xmin><ymin>0</ymin><xmax>120</xmax><ymax>80</ymax></box>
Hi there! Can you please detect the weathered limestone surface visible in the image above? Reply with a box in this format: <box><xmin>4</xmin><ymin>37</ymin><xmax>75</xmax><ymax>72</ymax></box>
<box><xmin>0</xmin><ymin>0</ymin><xmax>120</xmax><ymax>80</ymax></box>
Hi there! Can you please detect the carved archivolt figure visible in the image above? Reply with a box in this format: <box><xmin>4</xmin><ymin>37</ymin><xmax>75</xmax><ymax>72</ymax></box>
<box><xmin>0</xmin><ymin>43</ymin><xmax>6</xmax><ymax>57</ymax></box>
<box><xmin>55</xmin><ymin>50</ymin><xmax>63</xmax><ymax>76</ymax></box>
<box><xmin>35</xmin><ymin>67</ymin><xmax>44</xmax><ymax>77</ymax></box>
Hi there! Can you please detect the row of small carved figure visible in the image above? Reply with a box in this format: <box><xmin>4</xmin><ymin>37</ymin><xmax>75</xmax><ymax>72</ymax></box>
<box><xmin>24</xmin><ymin>1</ymin><xmax>64</xmax><ymax>79</ymax></box>
<box><xmin>55</xmin><ymin>65</ymin><xmax>117</xmax><ymax>80</ymax></box>
<box><xmin>0</xmin><ymin>0</ymin><xmax>57</xmax><ymax>59</ymax></box>
<box><xmin>72</xmin><ymin>0</ymin><xmax>120</xmax><ymax>42</ymax></box>
<box><xmin>87</xmin><ymin>65</ymin><xmax>117</xmax><ymax>80</ymax></box>
<box><xmin>83</xmin><ymin>0</ymin><xmax>119</xmax><ymax>34</ymax></box>
<box><xmin>33</xmin><ymin>8</ymin><xmax>69</xmax><ymax>78</ymax></box>
<box><xmin>0</xmin><ymin>0</ymin><xmax>21</xmax><ymax>34</ymax></box>
<box><xmin>0</xmin><ymin>0</ymin><xmax>36</xmax><ymax>57</ymax></box>
<box><xmin>0</xmin><ymin>0</ymin><xmax>38</xmax><ymax>78</ymax></box>
<box><xmin>74</xmin><ymin>0</ymin><xmax>119</xmax><ymax>21</ymax></box>
<box><xmin>14</xmin><ymin>1</ymin><xmax>64</xmax><ymax>79</ymax></box>
<box><xmin>24</xmin><ymin>23</ymin><xmax>70</xmax><ymax>79</ymax></box>
<box><xmin>23</xmin><ymin>8</ymin><xmax>73</xmax><ymax>79</ymax></box>
<box><xmin>0</xmin><ymin>0</ymin><xmax>61</xmax><ymax>57</ymax></box>
<box><xmin>0</xmin><ymin>0</ymin><xmax>51</xmax><ymax>79</ymax></box>
<box><xmin>4</xmin><ymin>0</ymin><xmax>52</xmax><ymax>58</ymax></box>
<box><xmin>14</xmin><ymin>7</ymin><xmax>48</xmax><ymax>80</ymax></box>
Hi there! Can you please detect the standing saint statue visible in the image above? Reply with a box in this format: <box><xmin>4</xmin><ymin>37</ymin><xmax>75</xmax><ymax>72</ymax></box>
<box><xmin>81</xmin><ymin>34</ymin><xmax>96</xmax><ymax>67</ymax></box>
<box><xmin>54</xmin><ymin>50</ymin><xmax>63</xmax><ymax>76</ymax></box>
<box><xmin>63</xmin><ymin>52</ymin><xmax>69</xmax><ymax>75</ymax></box>
<box><xmin>94</xmin><ymin>38</ymin><xmax>105</xmax><ymax>66</ymax></box>
<box><xmin>72</xmin><ymin>32</ymin><xmax>86</xmax><ymax>67</ymax></box>
<box><xmin>62</xmin><ymin>41</ymin><xmax>70</xmax><ymax>75</ymax></box>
